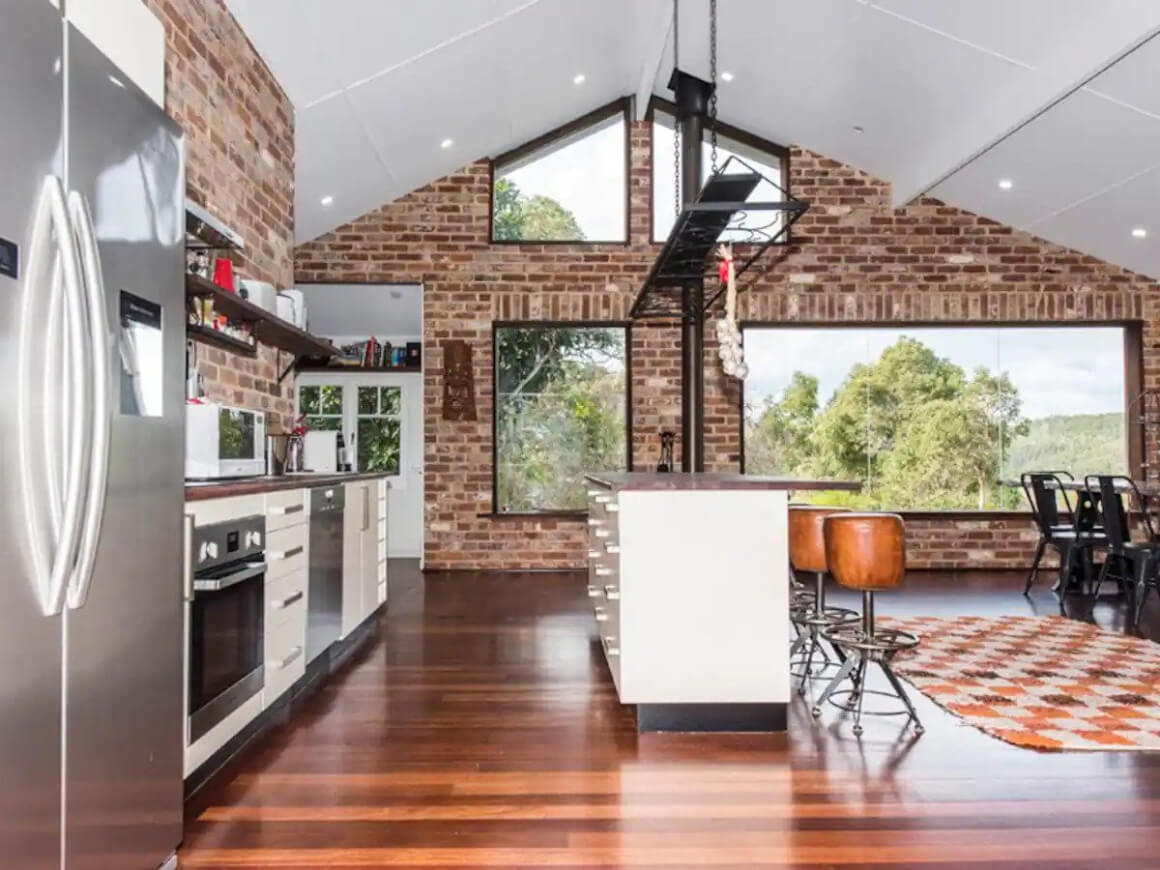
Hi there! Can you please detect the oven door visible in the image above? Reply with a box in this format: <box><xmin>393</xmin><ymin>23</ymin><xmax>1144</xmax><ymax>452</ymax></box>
<box><xmin>189</xmin><ymin>560</ymin><xmax>265</xmax><ymax>742</ymax></box>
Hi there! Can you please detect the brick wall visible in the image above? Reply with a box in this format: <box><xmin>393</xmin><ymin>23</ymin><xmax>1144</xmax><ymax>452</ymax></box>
<box><xmin>295</xmin><ymin>118</ymin><xmax>1158</xmax><ymax>571</ymax></box>
<box><xmin>145</xmin><ymin>0</ymin><xmax>295</xmax><ymax>426</ymax></box>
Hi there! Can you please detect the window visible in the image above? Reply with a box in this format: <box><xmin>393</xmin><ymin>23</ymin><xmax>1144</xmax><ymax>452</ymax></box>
<box><xmin>492</xmin><ymin>102</ymin><xmax>628</xmax><ymax>243</ymax></box>
<box><xmin>742</xmin><ymin>326</ymin><xmax>1131</xmax><ymax>511</ymax></box>
<box><xmin>296</xmin><ymin>378</ymin><xmax>405</xmax><ymax>475</ymax></box>
<box><xmin>651</xmin><ymin>108</ymin><xmax>788</xmax><ymax>243</ymax></box>
<box><xmin>494</xmin><ymin>324</ymin><xmax>630</xmax><ymax>513</ymax></box>
<box><xmin>356</xmin><ymin>386</ymin><xmax>401</xmax><ymax>475</ymax></box>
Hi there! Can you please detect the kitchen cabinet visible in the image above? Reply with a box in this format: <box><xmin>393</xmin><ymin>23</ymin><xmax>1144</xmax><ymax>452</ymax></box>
<box><xmin>342</xmin><ymin>478</ymin><xmax>386</xmax><ymax>637</ymax></box>
<box><xmin>262</xmin><ymin>488</ymin><xmax>308</xmax><ymax>708</ymax></box>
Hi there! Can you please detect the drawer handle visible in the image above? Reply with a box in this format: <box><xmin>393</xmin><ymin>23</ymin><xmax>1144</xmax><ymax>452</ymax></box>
<box><xmin>274</xmin><ymin>590</ymin><xmax>304</xmax><ymax>610</ymax></box>
<box><xmin>587</xmin><ymin>550</ymin><xmax>600</xmax><ymax>559</ymax></box>
<box><xmin>594</xmin><ymin>495</ymin><xmax>611</xmax><ymax>504</ymax></box>
<box><xmin>594</xmin><ymin>609</ymin><xmax>609</xmax><ymax>623</ymax></box>
<box><xmin>586</xmin><ymin>489</ymin><xmax>603</xmax><ymax>497</ymax></box>
<box><xmin>269</xmin><ymin>545</ymin><xmax>304</xmax><ymax>561</ymax></box>
<box><xmin>270</xmin><ymin>504</ymin><xmax>304</xmax><ymax>516</ymax></box>
<box><xmin>605</xmin><ymin>543</ymin><xmax>620</xmax><ymax>554</ymax></box>
<box><xmin>277</xmin><ymin>646</ymin><xmax>303</xmax><ymax>670</ymax></box>
<box><xmin>587</xmin><ymin>517</ymin><xmax>602</xmax><ymax>527</ymax></box>
<box><xmin>586</xmin><ymin>585</ymin><xmax>601</xmax><ymax>598</ymax></box>
<box><xmin>604</xmin><ymin>585</ymin><xmax>619</xmax><ymax>601</ymax></box>
<box><xmin>595</xmin><ymin>567</ymin><xmax>612</xmax><ymax>577</ymax></box>
<box><xmin>605</xmin><ymin>503</ymin><xmax>619</xmax><ymax>513</ymax></box>
<box><xmin>603</xmin><ymin>637</ymin><xmax>620</xmax><ymax>657</ymax></box>
<box><xmin>594</xmin><ymin>529</ymin><xmax>610</xmax><ymax>538</ymax></box>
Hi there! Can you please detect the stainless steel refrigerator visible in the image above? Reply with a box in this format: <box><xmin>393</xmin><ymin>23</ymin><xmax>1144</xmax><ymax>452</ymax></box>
<box><xmin>0</xmin><ymin>3</ymin><xmax>185</xmax><ymax>869</ymax></box>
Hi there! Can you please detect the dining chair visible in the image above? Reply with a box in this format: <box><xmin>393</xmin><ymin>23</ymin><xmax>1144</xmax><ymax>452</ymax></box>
<box><xmin>1088</xmin><ymin>475</ymin><xmax>1159</xmax><ymax>623</ymax></box>
<box><xmin>1022</xmin><ymin>471</ymin><xmax>1104</xmax><ymax>596</ymax></box>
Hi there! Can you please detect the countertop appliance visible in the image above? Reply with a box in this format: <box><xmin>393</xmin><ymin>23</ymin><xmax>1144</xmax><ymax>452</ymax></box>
<box><xmin>188</xmin><ymin>516</ymin><xmax>266</xmax><ymax>743</ymax></box>
<box><xmin>304</xmin><ymin>429</ymin><xmax>338</xmax><ymax>473</ymax></box>
<box><xmin>0</xmin><ymin>4</ymin><xmax>185</xmax><ymax>867</ymax></box>
<box><xmin>307</xmin><ymin>486</ymin><xmax>345</xmax><ymax>663</ymax></box>
<box><xmin>239</xmin><ymin>278</ymin><xmax>278</xmax><ymax>314</ymax></box>
<box><xmin>186</xmin><ymin>401</ymin><xmax>268</xmax><ymax>479</ymax></box>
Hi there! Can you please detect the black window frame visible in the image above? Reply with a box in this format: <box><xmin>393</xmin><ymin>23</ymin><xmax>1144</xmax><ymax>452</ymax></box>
<box><xmin>646</xmin><ymin>95</ymin><xmax>791</xmax><ymax>246</ymax></box>
<box><xmin>737</xmin><ymin>319</ymin><xmax>1144</xmax><ymax>517</ymax></box>
<box><xmin>491</xmin><ymin>320</ymin><xmax>634</xmax><ymax>518</ymax></box>
<box><xmin>489</xmin><ymin>98</ymin><xmax>632</xmax><ymax>246</ymax></box>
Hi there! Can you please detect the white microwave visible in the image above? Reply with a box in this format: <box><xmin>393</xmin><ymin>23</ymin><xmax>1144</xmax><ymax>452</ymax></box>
<box><xmin>185</xmin><ymin>402</ymin><xmax>267</xmax><ymax>479</ymax></box>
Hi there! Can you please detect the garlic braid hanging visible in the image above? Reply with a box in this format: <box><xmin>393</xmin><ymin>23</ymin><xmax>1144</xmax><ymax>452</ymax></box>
<box><xmin>714</xmin><ymin>243</ymin><xmax>747</xmax><ymax>380</ymax></box>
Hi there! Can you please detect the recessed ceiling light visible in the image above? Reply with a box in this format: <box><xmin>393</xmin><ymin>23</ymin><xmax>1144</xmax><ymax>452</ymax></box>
<box><xmin>320</xmin><ymin>195</ymin><xmax>334</xmax><ymax>206</ymax></box>
<box><xmin>1132</xmin><ymin>227</ymin><xmax>1148</xmax><ymax>239</ymax></box>
<box><xmin>998</xmin><ymin>179</ymin><xmax>1013</xmax><ymax>190</ymax></box>
<box><xmin>721</xmin><ymin>71</ymin><xmax>734</xmax><ymax>82</ymax></box>
<box><xmin>852</xmin><ymin>125</ymin><xmax>864</xmax><ymax>134</ymax></box>
<box><xmin>573</xmin><ymin>73</ymin><xmax>586</xmax><ymax>85</ymax></box>
<box><xmin>440</xmin><ymin>138</ymin><xmax>453</xmax><ymax>149</ymax></box>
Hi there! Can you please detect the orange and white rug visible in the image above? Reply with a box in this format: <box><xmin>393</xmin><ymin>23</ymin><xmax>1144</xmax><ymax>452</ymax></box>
<box><xmin>882</xmin><ymin>614</ymin><xmax>1160</xmax><ymax>750</ymax></box>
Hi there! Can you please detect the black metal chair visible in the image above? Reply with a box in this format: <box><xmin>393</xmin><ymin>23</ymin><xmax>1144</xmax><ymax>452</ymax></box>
<box><xmin>1021</xmin><ymin>471</ymin><xmax>1104</xmax><ymax>596</ymax></box>
<box><xmin>1088</xmin><ymin>475</ymin><xmax>1159</xmax><ymax>623</ymax></box>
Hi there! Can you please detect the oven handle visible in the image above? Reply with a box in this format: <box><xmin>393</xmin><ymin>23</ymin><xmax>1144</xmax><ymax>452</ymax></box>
<box><xmin>193</xmin><ymin>561</ymin><xmax>266</xmax><ymax>592</ymax></box>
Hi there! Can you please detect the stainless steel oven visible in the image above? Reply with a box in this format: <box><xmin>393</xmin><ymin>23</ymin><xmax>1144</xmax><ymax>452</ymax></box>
<box><xmin>188</xmin><ymin>515</ymin><xmax>265</xmax><ymax>742</ymax></box>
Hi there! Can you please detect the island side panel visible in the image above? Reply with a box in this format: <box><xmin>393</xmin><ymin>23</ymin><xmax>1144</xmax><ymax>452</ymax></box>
<box><xmin>618</xmin><ymin>488</ymin><xmax>789</xmax><ymax>705</ymax></box>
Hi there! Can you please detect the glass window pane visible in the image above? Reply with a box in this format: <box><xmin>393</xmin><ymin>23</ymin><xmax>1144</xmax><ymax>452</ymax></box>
<box><xmin>319</xmin><ymin>385</ymin><xmax>343</xmax><ymax>415</ymax></box>
<box><xmin>495</xmin><ymin>326</ymin><xmax>627</xmax><ymax>512</ymax></box>
<box><xmin>380</xmin><ymin>387</ymin><xmax>401</xmax><ymax>416</ymax></box>
<box><xmin>298</xmin><ymin>386</ymin><xmax>319</xmax><ymax>413</ymax></box>
<box><xmin>357</xmin><ymin>417</ymin><xmax>400</xmax><ymax>474</ymax></box>
<box><xmin>493</xmin><ymin>112</ymin><xmax>626</xmax><ymax>242</ymax></box>
<box><xmin>305</xmin><ymin>415</ymin><xmax>342</xmax><ymax>432</ymax></box>
<box><xmin>357</xmin><ymin>386</ymin><xmax>377</xmax><ymax>415</ymax></box>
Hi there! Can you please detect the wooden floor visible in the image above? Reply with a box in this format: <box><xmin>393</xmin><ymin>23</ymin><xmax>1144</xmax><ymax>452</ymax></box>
<box><xmin>180</xmin><ymin>563</ymin><xmax>1160</xmax><ymax>868</ymax></box>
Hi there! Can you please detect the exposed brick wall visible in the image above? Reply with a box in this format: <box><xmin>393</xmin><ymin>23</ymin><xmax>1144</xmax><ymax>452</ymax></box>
<box><xmin>145</xmin><ymin>0</ymin><xmax>295</xmax><ymax>426</ymax></box>
<box><xmin>295</xmin><ymin>119</ymin><xmax>1158</xmax><ymax>571</ymax></box>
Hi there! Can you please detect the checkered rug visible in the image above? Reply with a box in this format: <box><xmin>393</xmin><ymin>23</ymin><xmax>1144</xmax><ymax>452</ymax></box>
<box><xmin>881</xmin><ymin>615</ymin><xmax>1160</xmax><ymax>750</ymax></box>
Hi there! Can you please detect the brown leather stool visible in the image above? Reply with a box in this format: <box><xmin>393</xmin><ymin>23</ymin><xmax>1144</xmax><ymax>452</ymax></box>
<box><xmin>788</xmin><ymin>505</ymin><xmax>858</xmax><ymax>691</ymax></box>
<box><xmin>813</xmin><ymin>512</ymin><xmax>922</xmax><ymax>736</ymax></box>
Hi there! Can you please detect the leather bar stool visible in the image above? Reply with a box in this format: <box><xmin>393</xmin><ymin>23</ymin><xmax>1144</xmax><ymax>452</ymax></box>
<box><xmin>814</xmin><ymin>512</ymin><xmax>922</xmax><ymax>736</ymax></box>
<box><xmin>788</xmin><ymin>505</ymin><xmax>858</xmax><ymax>691</ymax></box>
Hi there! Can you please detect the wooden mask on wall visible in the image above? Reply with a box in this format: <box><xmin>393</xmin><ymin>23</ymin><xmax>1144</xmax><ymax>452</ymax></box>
<box><xmin>442</xmin><ymin>339</ymin><xmax>476</xmax><ymax>421</ymax></box>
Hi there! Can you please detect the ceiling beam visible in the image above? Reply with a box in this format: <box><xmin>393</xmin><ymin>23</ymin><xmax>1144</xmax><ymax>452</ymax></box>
<box><xmin>891</xmin><ymin>17</ymin><xmax>1160</xmax><ymax>208</ymax></box>
<box><xmin>634</xmin><ymin>0</ymin><xmax>673</xmax><ymax>120</ymax></box>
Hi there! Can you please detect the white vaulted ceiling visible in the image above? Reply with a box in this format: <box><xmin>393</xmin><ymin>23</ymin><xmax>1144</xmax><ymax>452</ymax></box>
<box><xmin>227</xmin><ymin>0</ymin><xmax>1160</xmax><ymax>281</ymax></box>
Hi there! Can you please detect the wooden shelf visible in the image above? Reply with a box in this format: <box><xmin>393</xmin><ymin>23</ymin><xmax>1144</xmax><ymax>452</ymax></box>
<box><xmin>185</xmin><ymin>273</ymin><xmax>337</xmax><ymax>360</ymax></box>
<box><xmin>296</xmin><ymin>363</ymin><xmax>421</xmax><ymax>374</ymax></box>
<box><xmin>187</xmin><ymin>323</ymin><xmax>257</xmax><ymax>357</ymax></box>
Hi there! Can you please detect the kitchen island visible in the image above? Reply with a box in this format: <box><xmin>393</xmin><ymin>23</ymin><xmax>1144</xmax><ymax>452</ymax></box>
<box><xmin>584</xmin><ymin>472</ymin><xmax>858</xmax><ymax>733</ymax></box>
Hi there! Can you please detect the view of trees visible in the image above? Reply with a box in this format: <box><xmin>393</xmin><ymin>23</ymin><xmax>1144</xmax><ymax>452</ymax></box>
<box><xmin>496</xmin><ymin>326</ymin><xmax>627</xmax><ymax>512</ymax></box>
<box><xmin>492</xmin><ymin>178</ymin><xmax>585</xmax><ymax>241</ymax></box>
<box><xmin>745</xmin><ymin>336</ymin><xmax>1125</xmax><ymax>510</ymax></box>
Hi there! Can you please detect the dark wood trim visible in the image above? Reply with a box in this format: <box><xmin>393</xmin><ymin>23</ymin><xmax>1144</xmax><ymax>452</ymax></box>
<box><xmin>490</xmin><ymin>98</ymin><xmax>632</xmax><ymax>246</ymax></box>
<box><xmin>1125</xmin><ymin>321</ymin><xmax>1145</xmax><ymax>478</ymax></box>
<box><xmin>635</xmin><ymin>702</ymin><xmax>788</xmax><ymax>733</ymax></box>
<box><xmin>491</xmin><ymin>320</ymin><xmax>633</xmax><ymax>515</ymax></box>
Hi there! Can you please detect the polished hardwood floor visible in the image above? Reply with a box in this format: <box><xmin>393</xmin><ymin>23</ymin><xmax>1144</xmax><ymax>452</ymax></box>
<box><xmin>180</xmin><ymin>562</ymin><xmax>1160</xmax><ymax>868</ymax></box>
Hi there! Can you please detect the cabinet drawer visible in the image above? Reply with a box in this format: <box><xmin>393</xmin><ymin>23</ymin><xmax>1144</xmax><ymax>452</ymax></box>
<box><xmin>266</xmin><ymin>488</ymin><xmax>307</xmax><ymax>532</ymax></box>
<box><xmin>263</xmin><ymin>595</ymin><xmax>306</xmax><ymax>705</ymax></box>
<box><xmin>266</xmin><ymin>569</ymin><xmax>306</xmax><ymax>623</ymax></box>
<box><xmin>265</xmin><ymin>526</ymin><xmax>306</xmax><ymax>579</ymax></box>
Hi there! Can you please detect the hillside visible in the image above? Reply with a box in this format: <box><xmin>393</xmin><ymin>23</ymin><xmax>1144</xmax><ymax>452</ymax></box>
<box><xmin>1005</xmin><ymin>412</ymin><xmax>1126</xmax><ymax>476</ymax></box>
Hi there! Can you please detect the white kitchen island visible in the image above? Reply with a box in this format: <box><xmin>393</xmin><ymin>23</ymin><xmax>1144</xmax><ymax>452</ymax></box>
<box><xmin>584</xmin><ymin>472</ymin><xmax>858</xmax><ymax>732</ymax></box>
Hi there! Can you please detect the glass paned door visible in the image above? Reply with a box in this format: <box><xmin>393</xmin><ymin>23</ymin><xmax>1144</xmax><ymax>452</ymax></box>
<box><xmin>298</xmin><ymin>384</ymin><xmax>344</xmax><ymax>432</ymax></box>
<box><xmin>356</xmin><ymin>386</ymin><xmax>401</xmax><ymax>474</ymax></box>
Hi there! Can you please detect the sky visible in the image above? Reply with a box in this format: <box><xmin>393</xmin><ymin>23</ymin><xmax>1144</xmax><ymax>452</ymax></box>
<box><xmin>743</xmin><ymin>326</ymin><xmax>1126</xmax><ymax>421</ymax></box>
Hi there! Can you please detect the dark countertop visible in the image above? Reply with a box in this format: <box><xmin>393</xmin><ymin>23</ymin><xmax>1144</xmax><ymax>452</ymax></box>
<box><xmin>584</xmin><ymin>472</ymin><xmax>861</xmax><ymax>492</ymax></box>
<box><xmin>185</xmin><ymin>471</ymin><xmax>389</xmax><ymax>502</ymax></box>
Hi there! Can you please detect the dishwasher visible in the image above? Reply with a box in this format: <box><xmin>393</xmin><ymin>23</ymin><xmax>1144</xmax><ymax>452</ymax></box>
<box><xmin>307</xmin><ymin>485</ymin><xmax>345</xmax><ymax>663</ymax></box>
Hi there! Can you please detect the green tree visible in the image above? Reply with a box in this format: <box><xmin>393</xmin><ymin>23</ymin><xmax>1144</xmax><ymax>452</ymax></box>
<box><xmin>492</xmin><ymin>178</ymin><xmax>585</xmax><ymax>241</ymax></box>
<box><xmin>745</xmin><ymin>371</ymin><xmax>818</xmax><ymax>475</ymax></box>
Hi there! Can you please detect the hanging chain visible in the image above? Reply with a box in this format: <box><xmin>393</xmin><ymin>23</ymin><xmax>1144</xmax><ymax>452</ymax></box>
<box><xmin>672</xmin><ymin>0</ymin><xmax>681</xmax><ymax>217</ymax></box>
<box><xmin>708</xmin><ymin>0</ymin><xmax>719</xmax><ymax>174</ymax></box>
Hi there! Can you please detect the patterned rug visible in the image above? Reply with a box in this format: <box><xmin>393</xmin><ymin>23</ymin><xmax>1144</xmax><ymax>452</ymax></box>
<box><xmin>881</xmin><ymin>614</ymin><xmax>1160</xmax><ymax>750</ymax></box>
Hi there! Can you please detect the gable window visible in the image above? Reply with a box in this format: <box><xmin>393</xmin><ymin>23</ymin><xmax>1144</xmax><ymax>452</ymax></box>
<box><xmin>491</xmin><ymin>101</ymin><xmax>629</xmax><ymax>243</ymax></box>
<box><xmin>651</xmin><ymin>107</ymin><xmax>788</xmax><ymax>244</ymax></box>
<box><xmin>742</xmin><ymin>325</ymin><xmax>1133</xmax><ymax>511</ymax></box>
<box><xmin>494</xmin><ymin>323</ymin><xmax>630</xmax><ymax>513</ymax></box>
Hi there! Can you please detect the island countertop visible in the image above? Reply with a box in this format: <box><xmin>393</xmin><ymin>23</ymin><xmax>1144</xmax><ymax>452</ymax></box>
<box><xmin>584</xmin><ymin>472</ymin><xmax>861</xmax><ymax>492</ymax></box>
<box><xmin>185</xmin><ymin>471</ymin><xmax>389</xmax><ymax>502</ymax></box>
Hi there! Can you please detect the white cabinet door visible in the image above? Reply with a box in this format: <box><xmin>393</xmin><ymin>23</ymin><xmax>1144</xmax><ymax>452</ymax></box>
<box><xmin>341</xmin><ymin>482</ymin><xmax>363</xmax><ymax>638</ymax></box>
<box><xmin>360</xmin><ymin>482</ymin><xmax>379</xmax><ymax>618</ymax></box>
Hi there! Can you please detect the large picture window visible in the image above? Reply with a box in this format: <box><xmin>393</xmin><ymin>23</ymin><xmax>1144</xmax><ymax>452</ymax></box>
<box><xmin>494</xmin><ymin>324</ymin><xmax>630</xmax><ymax>513</ymax></box>
<box><xmin>491</xmin><ymin>101</ymin><xmax>628</xmax><ymax>243</ymax></box>
<box><xmin>742</xmin><ymin>325</ymin><xmax>1131</xmax><ymax>511</ymax></box>
<box><xmin>651</xmin><ymin>108</ymin><xmax>788</xmax><ymax>243</ymax></box>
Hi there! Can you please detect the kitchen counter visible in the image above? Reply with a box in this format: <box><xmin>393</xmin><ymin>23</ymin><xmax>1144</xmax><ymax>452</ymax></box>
<box><xmin>185</xmin><ymin>471</ymin><xmax>388</xmax><ymax>501</ymax></box>
<box><xmin>585</xmin><ymin>472</ymin><xmax>860</xmax><ymax>492</ymax></box>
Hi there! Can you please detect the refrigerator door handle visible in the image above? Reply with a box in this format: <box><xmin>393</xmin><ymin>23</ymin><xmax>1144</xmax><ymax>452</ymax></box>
<box><xmin>17</xmin><ymin>175</ymin><xmax>89</xmax><ymax>616</ymax></box>
<box><xmin>67</xmin><ymin>191</ymin><xmax>111</xmax><ymax>609</ymax></box>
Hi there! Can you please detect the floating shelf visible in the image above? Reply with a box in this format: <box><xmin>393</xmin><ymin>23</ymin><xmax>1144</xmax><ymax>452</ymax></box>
<box><xmin>187</xmin><ymin>323</ymin><xmax>257</xmax><ymax>357</ymax></box>
<box><xmin>296</xmin><ymin>363</ymin><xmax>422</xmax><ymax>374</ymax></box>
<box><xmin>186</xmin><ymin>199</ymin><xmax>244</xmax><ymax>251</ymax></box>
<box><xmin>185</xmin><ymin>273</ymin><xmax>337</xmax><ymax>360</ymax></box>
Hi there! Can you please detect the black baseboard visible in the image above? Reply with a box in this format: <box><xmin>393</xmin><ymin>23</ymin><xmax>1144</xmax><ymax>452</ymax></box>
<box><xmin>183</xmin><ymin>606</ymin><xmax>384</xmax><ymax>803</ymax></box>
<box><xmin>636</xmin><ymin>702</ymin><xmax>788</xmax><ymax>733</ymax></box>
